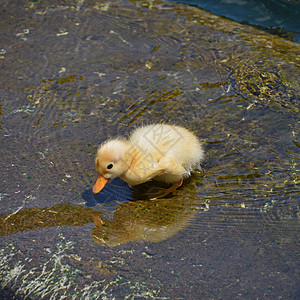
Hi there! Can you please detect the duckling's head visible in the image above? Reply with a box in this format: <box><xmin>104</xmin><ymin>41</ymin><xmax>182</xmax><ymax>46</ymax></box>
<box><xmin>93</xmin><ymin>139</ymin><xmax>132</xmax><ymax>193</ymax></box>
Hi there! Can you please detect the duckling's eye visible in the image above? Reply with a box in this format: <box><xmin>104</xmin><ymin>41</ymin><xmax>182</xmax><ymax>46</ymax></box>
<box><xmin>107</xmin><ymin>163</ymin><xmax>113</xmax><ymax>170</ymax></box>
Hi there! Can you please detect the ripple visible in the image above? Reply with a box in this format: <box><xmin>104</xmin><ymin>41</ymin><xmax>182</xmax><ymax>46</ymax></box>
<box><xmin>119</xmin><ymin>88</ymin><xmax>183</xmax><ymax>125</ymax></box>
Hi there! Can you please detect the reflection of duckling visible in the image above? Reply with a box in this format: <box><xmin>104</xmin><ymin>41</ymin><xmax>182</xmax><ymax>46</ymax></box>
<box><xmin>93</xmin><ymin>124</ymin><xmax>204</xmax><ymax>198</ymax></box>
<box><xmin>92</xmin><ymin>181</ymin><xmax>207</xmax><ymax>247</ymax></box>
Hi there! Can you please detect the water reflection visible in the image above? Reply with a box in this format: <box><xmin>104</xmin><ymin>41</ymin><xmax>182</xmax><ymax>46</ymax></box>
<box><xmin>0</xmin><ymin>178</ymin><xmax>207</xmax><ymax>247</ymax></box>
<box><xmin>91</xmin><ymin>178</ymin><xmax>206</xmax><ymax>247</ymax></box>
<box><xmin>0</xmin><ymin>204</ymin><xmax>94</xmax><ymax>237</ymax></box>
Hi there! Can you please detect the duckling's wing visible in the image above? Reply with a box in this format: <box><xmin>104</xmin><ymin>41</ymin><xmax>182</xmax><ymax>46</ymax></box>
<box><xmin>159</xmin><ymin>156</ymin><xmax>186</xmax><ymax>177</ymax></box>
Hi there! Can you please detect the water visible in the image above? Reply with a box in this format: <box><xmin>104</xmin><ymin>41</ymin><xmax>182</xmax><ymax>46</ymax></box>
<box><xmin>170</xmin><ymin>0</ymin><xmax>300</xmax><ymax>42</ymax></box>
<box><xmin>0</xmin><ymin>0</ymin><xmax>299</xmax><ymax>298</ymax></box>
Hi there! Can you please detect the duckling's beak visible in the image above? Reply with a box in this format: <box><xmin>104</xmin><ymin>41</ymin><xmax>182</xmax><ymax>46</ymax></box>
<box><xmin>92</xmin><ymin>175</ymin><xmax>110</xmax><ymax>194</ymax></box>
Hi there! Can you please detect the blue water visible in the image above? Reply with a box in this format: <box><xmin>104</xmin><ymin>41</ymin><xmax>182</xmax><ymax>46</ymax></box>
<box><xmin>170</xmin><ymin>0</ymin><xmax>300</xmax><ymax>42</ymax></box>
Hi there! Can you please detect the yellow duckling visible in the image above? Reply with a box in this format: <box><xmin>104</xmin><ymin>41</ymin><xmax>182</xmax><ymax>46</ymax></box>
<box><xmin>93</xmin><ymin>124</ymin><xmax>204</xmax><ymax>198</ymax></box>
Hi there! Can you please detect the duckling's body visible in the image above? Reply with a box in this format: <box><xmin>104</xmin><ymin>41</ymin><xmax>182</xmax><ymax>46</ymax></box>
<box><xmin>93</xmin><ymin>124</ymin><xmax>204</xmax><ymax>197</ymax></box>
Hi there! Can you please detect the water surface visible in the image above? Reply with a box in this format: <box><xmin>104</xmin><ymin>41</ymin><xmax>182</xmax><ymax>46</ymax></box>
<box><xmin>0</xmin><ymin>0</ymin><xmax>299</xmax><ymax>299</ymax></box>
<box><xmin>171</xmin><ymin>0</ymin><xmax>300</xmax><ymax>42</ymax></box>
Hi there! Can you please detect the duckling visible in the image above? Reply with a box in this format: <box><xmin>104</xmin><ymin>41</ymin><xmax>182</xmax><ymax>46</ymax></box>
<box><xmin>93</xmin><ymin>124</ymin><xmax>204</xmax><ymax>199</ymax></box>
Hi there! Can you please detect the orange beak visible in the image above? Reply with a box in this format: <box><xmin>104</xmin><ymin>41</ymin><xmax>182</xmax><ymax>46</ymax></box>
<box><xmin>92</xmin><ymin>175</ymin><xmax>110</xmax><ymax>194</ymax></box>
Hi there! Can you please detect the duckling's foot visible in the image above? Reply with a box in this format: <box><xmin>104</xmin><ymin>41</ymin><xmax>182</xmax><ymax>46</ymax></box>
<box><xmin>144</xmin><ymin>178</ymin><xmax>183</xmax><ymax>200</ymax></box>
<box><xmin>92</xmin><ymin>212</ymin><xmax>105</xmax><ymax>226</ymax></box>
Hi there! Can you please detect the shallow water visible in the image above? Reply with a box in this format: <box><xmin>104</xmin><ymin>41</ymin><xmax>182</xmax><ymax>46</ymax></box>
<box><xmin>0</xmin><ymin>0</ymin><xmax>299</xmax><ymax>299</ymax></box>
